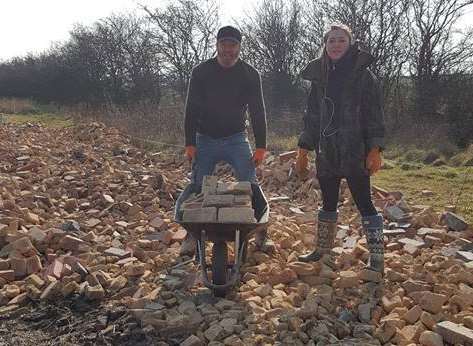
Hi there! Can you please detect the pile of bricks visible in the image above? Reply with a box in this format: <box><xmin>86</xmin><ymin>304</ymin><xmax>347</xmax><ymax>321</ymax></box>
<box><xmin>181</xmin><ymin>176</ymin><xmax>256</xmax><ymax>223</ymax></box>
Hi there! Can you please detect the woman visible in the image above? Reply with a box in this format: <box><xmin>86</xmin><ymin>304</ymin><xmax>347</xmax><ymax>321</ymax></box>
<box><xmin>295</xmin><ymin>24</ymin><xmax>385</xmax><ymax>273</ymax></box>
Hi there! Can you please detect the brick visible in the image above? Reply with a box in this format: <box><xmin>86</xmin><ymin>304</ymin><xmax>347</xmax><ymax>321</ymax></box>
<box><xmin>417</xmin><ymin>227</ymin><xmax>446</xmax><ymax>237</ymax></box>
<box><xmin>218</xmin><ymin>207</ymin><xmax>256</xmax><ymax>223</ymax></box>
<box><xmin>279</xmin><ymin>150</ymin><xmax>297</xmax><ymax>162</ymax></box>
<box><xmin>336</xmin><ymin>270</ymin><xmax>359</xmax><ymax>288</ymax></box>
<box><xmin>126</xmin><ymin>263</ymin><xmax>145</xmax><ymax>277</ymax></box>
<box><xmin>442</xmin><ymin>212</ymin><xmax>468</xmax><ymax>231</ymax></box>
<box><xmin>419</xmin><ymin>292</ymin><xmax>448</xmax><ymax>314</ymax></box>
<box><xmin>26</xmin><ymin>255</ymin><xmax>42</xmax><ymax>274</ymax></box>
<box><xmin>85</xmin><ymin>285</ymin><xmax>105</xmax><ymax>300</ymax></box>
<box><xmin>419</xmin><ymin>331</ymin><xmax>443</xmax><ymax>346</ymax></box>
<box><xmin>436</xmin><ymin>320</ymin><xmax>473</xmax><ymax>345</ymax></box>
<box><xmin>40</xmin><ymin>281</ymin><xmax>60</xmax><ymax>300</ymax></box>
<box><xmin>183</xmin><ymin>207</ymin><xmax>217</xmax><ymax>223</ymax></box>
<box><xmin>60</xmin><ymin>235</ymin><xmax>85</xmax><ymax>251</ymax></box>
<box><xmin>9</xmin><ymin>254</ymin><xmax>27</xmax><ymax>278</ymax></box>
<box><xmin>26</xmin><ymin>284</ymin><xmax>42</xmax><ymax>300</ymax></box>
<box><xmin>0</xmin><ymin>259</ymin><xmax>10</xmax><ymax>270</ymax></box>
<box><xmin>233</xmin><ymin>195</ymin><xmax>252</xmax><ymax>207</ymax></box>
<box><xmin>217</xmin><ymin>181</ymin><xmax>252</xmax><ymax>196</ymax></box>
<box><xmin>202</xmin><ymin>195</ymin><xmax>234</xmax><ymax>207</ymax></box>
<box><xmin>8</xmin><ymin>293</ymin><xmax>28</xmax><ymax>306</ymax></box>
<box><xmin>181</xmin><ymin>334</ymin><xmax>203</xmax><ymax>346</ymax></box>
<box><xmin>398</xmin><ymin>238</ymin><xmax>426</xmax><ymax>248</ymax></box>
<box><xmin>202</xmin><ymin>175</ymin><xmax>218</xmax><ymax>195</ymax></box>
<box><xmin>382</xmin><ymin>295</ymin><xmax>403</xmax><ymax>313</ymax></box>
<box><xmin>172</xmin><ymin>228</ymin><xmax>187</xmax><ymax>242</ymax></box>
<box><xmin>0</xmin><ymin>270</ymin><xmax>15</xmax><ymax>282</ymax></box>
<box><xmin>62</xmin><ymin>281</ymin><xmax>80</xmax><ymax>297</ymax></box>
<box><xmin>28</xmin><ymin>227</ymin><xmax>47</xmax><ymax>243</ymax></box>
<box><xmin>403</xmin><ymin>305</ymin><xmax>423</xmax><ymax>324</ymax></box>
<box><xmin>11</xmin><ymin>237</ymin><xmax>36</xmax><ymax>256</ymax></box>
<box><xmin>104</xmin><ymin>247</ymin><xmax>131</xmax><ymax>258</ymax></box>
<box><xmin>25</xmin><ymin>274</ymin><xmax>45</xmax><ymax>288</ymax></box>
<box><xmin>359</xmin><ymin>269</ymin><xmax>383</xmax><ymax>283</ymax></box>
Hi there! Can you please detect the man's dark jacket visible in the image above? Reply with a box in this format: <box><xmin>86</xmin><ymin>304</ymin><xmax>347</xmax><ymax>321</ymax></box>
<box><xmin>298</xmin><ymin>45</ymin><xmax>385</xmax><ymax>177</ymax></box>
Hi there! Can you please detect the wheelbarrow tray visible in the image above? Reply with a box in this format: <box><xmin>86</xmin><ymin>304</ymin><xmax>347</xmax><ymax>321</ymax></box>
<box><xmin>174</xmin><ymin>183</ymin><xmax>269</xmax><ymax>295</ymax></box>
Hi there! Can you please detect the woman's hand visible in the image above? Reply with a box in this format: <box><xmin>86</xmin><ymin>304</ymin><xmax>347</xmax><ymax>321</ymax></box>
<box><xmin>366</xmin><ymin>147</ymin><xmax>382</xmax><ymax>175</ymax></box>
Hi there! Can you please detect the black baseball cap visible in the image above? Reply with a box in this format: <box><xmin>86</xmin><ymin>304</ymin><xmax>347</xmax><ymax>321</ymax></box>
<box><xmin>217</xmin><ymin>26</ymin><xmax>242</xmax><ymax>43</ymax></box>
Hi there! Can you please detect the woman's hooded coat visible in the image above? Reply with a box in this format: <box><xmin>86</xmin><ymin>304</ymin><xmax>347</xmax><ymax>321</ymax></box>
<box><xmin>298</xmin><ymin>43</ymin><xmax>385</xmax><ymax>177</ymax></box>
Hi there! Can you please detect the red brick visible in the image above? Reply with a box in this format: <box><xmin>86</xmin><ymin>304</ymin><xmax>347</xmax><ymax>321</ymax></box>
<box><xmin>26</xmin><ymin>255</ymin><xmax>42</xmax><ymax>274</ymax></box>
<box><xmin>0</xmin><ymin>270</ymin><xmax>15</xmax><ymax>282</ymax></box>
<box><xmin>172</xmin><ymin>229</ymin><xmax>187</xmax><ymax>242</ymax></box>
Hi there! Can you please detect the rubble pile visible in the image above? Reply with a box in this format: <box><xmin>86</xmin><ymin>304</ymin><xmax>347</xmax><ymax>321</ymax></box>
<box><xmin>0</xmin><ymin>122</ymin><xmax>472</xmax><ymax>345</ymax></box>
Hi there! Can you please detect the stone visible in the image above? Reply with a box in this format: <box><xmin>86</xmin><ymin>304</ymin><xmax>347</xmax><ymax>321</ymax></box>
<box><xmin>419</xmin><ymin>331</ymin><xmax>443</xmax><ymax>346</ymax></box>
<box><xmin>181</xmin><ymin>335</ymin><xmax>203</xmax><ymax>346</ymax></box>
<box><xmin>183</xmin><ymin>207</ymin><xmax>217</xmax><ymax>222</ymax></box>
<box><xmin>40</xmin><ymin>281</ymin><xmax>60</xmax><ymax>300</ymax></box>
<box><xmin>104</xmin><ymin>247</ymin><xmax>131</xmax><ymax>258</ymax></box>
<box><xmin>60</xmin><ymin>235</ymin><xmax>85</xmax><ymax>251</ymax></box>
<box><xmin>359</xmin><ymin>269</ymin><xmax>382</xmax><ymax>283</ymax></box>
<box><xmin>442</xmin><ymin>212</ymin><xmax>468</xmax><ymax>231</ymax></box>
<box><xmin>86</xmin><ymin>285</ymin><xmax>105</xmax><ymax>300</ymax></box>
<box><xmin>419</xmin><ymin>292</ymin><xmax>448</xmax><ymax>314</ymax></box>
<box><xmin>385</xmin><ymin>205</ymin><xmax>408</xmax><ymax>222</ymax></box>
<box><xmin>404</xmin><ymin>305</ymin><xmax>423</xmax><ymax>324</ymax></box>
<box><xmin>382</xmin><ymin>295</ymin><xmax>403</xmax><ymax>313</ymax></box>
<box><xmin>204</xmin><ymin>324</ymin><xmax>225</xmax><ymax>342</ymax></box>
<box><xmin>337</xmin><ymin>271</ymin><xmax>359</xmax><ymax>288</ymax></box>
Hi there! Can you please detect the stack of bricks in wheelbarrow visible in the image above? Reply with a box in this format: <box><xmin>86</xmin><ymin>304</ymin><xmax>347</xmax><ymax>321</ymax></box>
<box><xmin>181</xmin><ymin>176</ymin><xmax>256</xmax><ymax>223</ymax></box>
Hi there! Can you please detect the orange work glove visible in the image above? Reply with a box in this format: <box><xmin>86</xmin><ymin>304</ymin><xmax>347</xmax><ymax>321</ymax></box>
<box><xmin>185</xmin><ymin>145</ymin><xmax>196</xmax><ymax>162</ymax></box>
<box><xmin>295</xmin><ymin>148</ymin><xmax>309</xmax><ymax>178</ymax></box>
<box><xmin>366</xmin><ymin>147</ymin><xmax>382</xmax><ymax>175</ymax></box>
<box><xmin>252</xmin><ymin>148</ymin><xmax>266</xmax><ymax>167</ymax></box>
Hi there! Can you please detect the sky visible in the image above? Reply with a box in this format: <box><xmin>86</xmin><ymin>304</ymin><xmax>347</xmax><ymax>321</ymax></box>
<box><xmin>0</xmin><ymin>0</ymin><xmax>471</xmax><ymax>61</ymax></box>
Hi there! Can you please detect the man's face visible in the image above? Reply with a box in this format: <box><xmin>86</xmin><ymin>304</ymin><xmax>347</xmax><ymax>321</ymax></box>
<box><xmin>325</xmin><ymin>29</ymin><xmax>350</xmax><ymax>61</ymax></box>
<box><xmin>217</xmin><ymin>39</ymin><xmax>240</xmax><ymax>68</ymax></box>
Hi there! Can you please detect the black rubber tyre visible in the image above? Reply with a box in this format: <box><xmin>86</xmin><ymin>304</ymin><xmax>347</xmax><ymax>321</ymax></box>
<box><xmin>212</xmin><ymin>241</ymin><xmax>228</xmax><ymax>297</ymax></box>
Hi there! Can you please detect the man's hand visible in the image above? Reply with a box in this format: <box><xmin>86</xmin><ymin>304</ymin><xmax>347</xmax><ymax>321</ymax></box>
<box><xmin>366</xmin><ymin>147</ymin><xmax>382</xmax><ymax>175</ymax></box>
<box><xmin>295</xmin><ymin>148</ymin><xmax>310</xmax><ymax>178</ymax></box>
<box><xmin>185</xmin><ymin>145</ymin><xmax>196</xmax><ymax>162</ymax></box>
<box><xmin>252</xmin><ymin>148</ymin><xmax>266</xmax><ymax>167</ymax></box>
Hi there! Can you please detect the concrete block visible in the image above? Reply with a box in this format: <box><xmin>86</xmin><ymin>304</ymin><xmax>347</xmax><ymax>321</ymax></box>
<box><xmin>183</xmin><ymin>207</ymin><xmax>217</xmax><ymax>223</ymax></box>
<box><xmin>234</xmin><ymin>195</ymin><xmax>252</xmax><ymax>207</ymax></box>
<box><xmin>202</xmin><ymin>195</ymin><xmax>234</xmax><ymax>207</ymax></box>
<box><xmin>217</xmin><ymin>181</ymin><xmax>252</xmax><ymax>196</ymax></box>
<box><xmin>202</xmin><ymin>176</ymin><xmax>218</xmax><ymax>195</ymax></box>
<box><xmin>436</xmin><ymin>320</ymin><xmax>473</xmax><ymax>345</ymax></box>
<box><xmin>218</xmin><ymin>208</ymin><xmax>256</xmax><ymax>223</ymax></box>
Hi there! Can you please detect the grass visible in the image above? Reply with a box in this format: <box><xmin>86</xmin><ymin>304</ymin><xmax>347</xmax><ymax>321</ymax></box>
<box><xmin>3</xmin><ymin>113</ymin><xmax>74</xmax><ymax>128</ymax></box>
<box><xmin>373</xmin><ymin>165</ymin><xmax>473</xmax><ymax>224</ymax></box>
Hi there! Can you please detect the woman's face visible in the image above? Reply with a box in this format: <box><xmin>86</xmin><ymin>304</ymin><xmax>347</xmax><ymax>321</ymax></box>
<box><xmin>325</xmin><ymin>29</ymin><xmax>350</xmax><ymax>61</ymax></box>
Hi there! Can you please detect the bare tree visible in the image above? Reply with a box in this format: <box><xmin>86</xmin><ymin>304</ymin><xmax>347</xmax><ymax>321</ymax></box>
<box><xmin>406</xmin><ymin>0</ymin><xmax>473</xmax><ymax>121</ymax></box>
<box><xmin>239</xmin><ymin>0</ymin><xmax>306</xmax><ymax>111</ymax></box>
<box><xmin>322</xmin><ymin>0</ymin><xmax>410</xmax><ymax>92</ymax></box>
<box><xmin>143</xmin><ymin>0</ymin><xmax>219</xmax><ymax>96</ymax></box>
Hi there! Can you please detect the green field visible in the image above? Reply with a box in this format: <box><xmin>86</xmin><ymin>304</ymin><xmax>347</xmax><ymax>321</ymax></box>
<box><xmin>373</xmin><ymin>165</ymin><xmax>473</xmax><ymax>223</ymax></box>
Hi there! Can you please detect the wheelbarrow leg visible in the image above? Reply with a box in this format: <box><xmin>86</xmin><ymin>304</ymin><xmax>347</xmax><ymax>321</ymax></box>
<box><xmin>212</xmin><ymin>240</ymin><xmax>228</xmax><ymax>297</ymax></box>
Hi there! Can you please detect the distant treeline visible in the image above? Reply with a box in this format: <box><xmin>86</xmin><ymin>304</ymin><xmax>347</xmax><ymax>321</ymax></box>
<box><xmin>0</xmin><ymin>0</ymin><xmax>472</xmax><ymax>146</ymax></box>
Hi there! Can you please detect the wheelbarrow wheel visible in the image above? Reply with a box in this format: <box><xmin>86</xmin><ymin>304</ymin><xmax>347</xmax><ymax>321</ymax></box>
<box><xmin>212</xmin><ymin>241</ymin><xmax>228</xmax><ymax>297</ymax></box>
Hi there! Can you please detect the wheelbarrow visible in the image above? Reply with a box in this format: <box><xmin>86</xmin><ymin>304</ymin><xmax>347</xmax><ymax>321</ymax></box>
<box><xmin>174</xmin><ymin>183</ymin><xmax>269</xmax><ymax>297</ymax></box>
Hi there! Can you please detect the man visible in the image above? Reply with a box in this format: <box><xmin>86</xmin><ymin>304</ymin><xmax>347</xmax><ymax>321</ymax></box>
<box><xmin>180</xmin><ymin>25</ymin><xmax>270</xmax><ymax>254</ymax></box>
